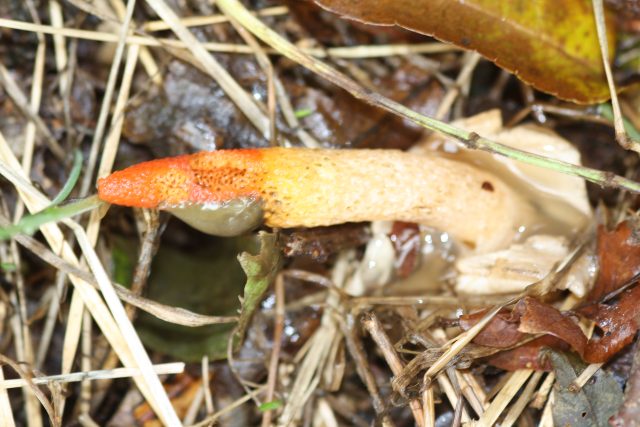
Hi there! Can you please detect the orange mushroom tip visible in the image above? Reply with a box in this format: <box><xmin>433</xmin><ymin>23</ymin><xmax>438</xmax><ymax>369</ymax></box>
<box><xmin>97</xmin><ymin>149</ymin><xmax>267</xmax><ymax>209</ymax></box>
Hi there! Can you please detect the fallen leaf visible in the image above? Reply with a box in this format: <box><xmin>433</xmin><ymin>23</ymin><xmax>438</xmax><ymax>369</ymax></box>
<box><xmin>464</xmin><ymin>287</ymin><xmax>640</xmax><ymax>368</ymax></box>
<box><xmin>545</xmin><ymin>349</ymin><xmax>623</xmax><ymax>427</ymax></box>
<box><xmin>133</xmin><ymin>235</ymin><xmax>252</xmax><ymax>361</ymax></box>
<box><xmin>487</xmin><ymin>336</ymin><xmax>568</xmax><ymax>371</ymax></box>
<box><xmin>313</xmin><ymin>0</ymin><xmax>615</xmax><ymax>103</ymax></box>
<box><xmin>516</xmin><ymin>297</ymin><xmax>587</xmax><ymax>358</ymax></box>
<box><xmin>587</xmin><ymin>221</ymin><xmax>640</xmax><ymax>303</ymax></box>
<box><xmin>134</xmin><ymin>373</ymin><xmax>202</xmax><ymax>426</ymax></box>
<box><xmin>459</xmin><ymin>308</ymin><xmax>524</xmax><ymax>348</ymax></box>
<box><xmin>284</xmin><ymin>0</ymin><xmax>423</xmax><ymax>44</ymax></box>
<box><xmin>581</xmin><ymin>285</ymin><xmax>640</xmax><ymax>363</ymax></box>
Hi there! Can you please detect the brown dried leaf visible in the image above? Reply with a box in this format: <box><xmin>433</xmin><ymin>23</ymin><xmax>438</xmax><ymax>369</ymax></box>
<box><xmin>459</xmin><ymin>308</ymin><xmax>524</xmax><ymax>348</ymax></box>
<box><xmin>587</xmin><ymin>221</ymin><xmax>640</xmax><ymax>303</ymax></box>
<box><xmin>284</xmin><ymin>0</ymin><xmax>422</xmax><ymax>44</ymax></box>
<box><xmin>581</xmin><ymin>285</ymin><xmax>640</xmax><ymax>363</ymax></box>
<box><xmin>515</xmin><ymin>297</ymin><xmax>587</xmax><ymax>358</ymax></box>
<box><xmin>467</xmin><ymin>287</ymin><xmax>640</xmax><ymax>369</ymax></box>
<box><xmin>488</xmin><ymin>336</ymin><xmax>569</xmax><ymax>371</ymax></box>
<box><xmin>313</xmin><ymin>0</ymin><xmax>615</xmax><ymax>103</ymax></box>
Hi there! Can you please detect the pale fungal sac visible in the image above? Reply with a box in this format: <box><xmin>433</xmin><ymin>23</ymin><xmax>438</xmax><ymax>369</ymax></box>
<box><xmin>455</xmin><ymin>235</ymin><xmax>569</xmax><ymax>295</ymax></box>
<box><xmin>165</xmin><ymin>198</ymin><xmax>264</xmax><ymax>237</ymax></box>
<box><xmin>410</xmin><ymin>110</ymin><xmax>593</xmax><ymax>295</ymax></box>
<box><xmin>414</xmin><ymin>109</ymin><xmax>592</xmax><ymax>234</ymax></box>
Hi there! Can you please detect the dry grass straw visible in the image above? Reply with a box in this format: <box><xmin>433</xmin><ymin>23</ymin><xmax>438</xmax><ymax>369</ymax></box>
<box><xmin>0</xmin><ymin>16</ymin><xmax>456</xmax><ymax>58</ymax></box>
<box><xmin>592</xmin><ymin>0</ymin><xmax>639</xmax><ymax>152</ymax></box>
<box><xmin>261</xmin><ymin>274</ymin><xmax>285</xmax><ymax>427</ymax></box>
<box><xmin>0</xmin><ymin>367</ymin><xmax>15</xmax><ymax>427</ymax></box>
<box><xmin>0</xmin><ymin>363</ymin><xmax>184</xmax><ymax>389</ymax></box>
<box><xmin>109</xmin><ymin>0</ymin><xmax>162</xmax><ymax>84</ymax></box>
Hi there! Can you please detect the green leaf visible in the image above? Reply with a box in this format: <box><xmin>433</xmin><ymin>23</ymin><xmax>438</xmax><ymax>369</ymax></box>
<box><xmin>259</xmin><ymin>400</ymin><xmax>283</xmax><ymax>412</ymax></box>
<box><xmin>545</xmin><ymin>349</ymin><xmax>623</xmax><ymax>427</ymax></box>
<box><xmin>50</xmin><ymin>149</ymin><xmax>83</xmax><ymax>206</ymax></box>
<box><xmin>234</xmin><ymin>232</ymin><xmax>281</xmax><ymax>344</ymax></box>
<box><xmin>0</xmin><ymin>196</ymin><xmax>104</xmax><ymax>241</ymax></box>
<box><xmin>294</xmin><ymin>108</ymin><xmax>313</xmax><ymax>119</ymax></box>
<box><xmin>313</xmin><ymin>0</ymin><xmax>616</xmax><ymax>104</ymax></box>
<box><xmin>599</xmin><ymin>103</ymin><xmax>640</xmax><ymax>142</ymax></box>
<box><xmin>0</xmin><ymin>263</ymin><xmax>16</xmax><ymax>272</ymax></box>
<box><xmin>134</xmin><ymin>235</ymin><xmax>255</xmax><ymax>361</ymax></box>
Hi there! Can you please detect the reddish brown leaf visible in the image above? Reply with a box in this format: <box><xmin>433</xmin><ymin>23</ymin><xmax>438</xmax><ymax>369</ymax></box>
<box><xmin>313</xmin><ymin>0</ymin><xmax>615</xmax><ymax>104</ymax></box>
<box><xmin>488</xmin><ymin>336</ymin><xmax>569</xmax><ymax>371</ymax></box>
<box><xmin>515</xmin><ymin>297</ymin><xmax>587</xmax><ymax>358</ymax></box>
<box><xmin>587</xmin><ymin>221</ymin><xmax>640</xmax><ymax>303</ymax></box>
<box><xmin>457</xmin><ymin>221</ymin><xmax>640</xmax><ymax>368</ymax></box>
<box><xmin>581</xmin><ymin>285</ymin><xmax>640</xmax><ymax>363</ymax></box>
<box><xmin>134</xmin><ymin>373</ymin><xmax>201</xmax><ymax>425</ymax></box>
<box><xmin>459</xmin><ymin>308</ymin><xmax>524</xmax><ymax>348</ymax></box>
<box><xmin>284</xmin><ymin>0</ymin><xmax>423</xmax><ymax>43</ymax></box>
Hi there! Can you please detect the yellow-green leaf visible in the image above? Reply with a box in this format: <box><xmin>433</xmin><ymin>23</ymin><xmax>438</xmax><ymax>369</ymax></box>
<box><xmin>313</xmin><ymin>0</ymin><xmax>615</xmax><ymax>104</ymax></box>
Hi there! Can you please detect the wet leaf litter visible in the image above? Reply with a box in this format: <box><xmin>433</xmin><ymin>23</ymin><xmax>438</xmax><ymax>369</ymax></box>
<box><xmin>1</xmin><ymin>0</ymin><xmax>640</xmax><ymax>426</ymax></box>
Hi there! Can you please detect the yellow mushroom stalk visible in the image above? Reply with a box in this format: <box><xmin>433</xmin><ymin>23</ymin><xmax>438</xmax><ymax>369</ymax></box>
<box><xmin>97</xmin><ymin>148</ymin><xmax>532</xmax><ymax>250</ymax></box>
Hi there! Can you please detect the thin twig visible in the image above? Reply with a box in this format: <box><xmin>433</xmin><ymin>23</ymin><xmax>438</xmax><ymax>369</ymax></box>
<box><xmin>0</xmin><ymin>354</ymin><xmax>58</xmax><ymax>426</ymax></box>
<box><xmin>144</xmin><ymin>6</ymin><xmax>288</xmax><ymax>31</ymax></box>
<box><xmin>362</xmin><ymin>313</ymin><xmax>425</xmax><ymax>427</ymax></box>
<box><xmin>125</xmin><ymin>209</ymin><xmax>160</xmax><ymax>319</ymax></box>
<box><xmin>0</xmin><ymin>17</ymin><xmax>457</xmax><ymax>58</ymax></box>
<box><xmin>261</xmin><ymin>274</ymin><xmax>285</xmax><ymax>427</ymax></box>
<box><xmin>188</xmin><ymin>386</ymin><xmax>267</xmax><ymax>427</ymax></box>
<box><xmin>0</xmin><ymin>362</ymin><xmax>184</xmax><ymax>389</ymax></box>
<box><xmin>592</xmin><ymin>0</ymin><xmax>640</xmax><ymax>152</ymax></box>
<box><xmin>341</xmin><ymin>314</ymin><xmax>395</xmax><ymax>425</ymax></box>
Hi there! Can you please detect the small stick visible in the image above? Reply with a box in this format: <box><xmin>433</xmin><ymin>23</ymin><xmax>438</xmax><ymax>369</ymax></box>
<box><xmin>261</xmin><ymin>274</ymin><xmax>285</xmax><ymax>427</ymax></box>
<box><xmin>0</xmin><ymin>362</ymin><xmax>185</xmax><ymax>389</ymax></box>
<box><xmin>363</xmin><ymin>313</ymin><xmax>425</xmax><ymax>427</ymax></box>
<box><xmin>592</xmin><ymin>0</ymin><xmax>640</xmax><ymax>152</ymax></box>
<box><xmin>341</xmin><ymin>314</ymin><xmax>396</xmax><ymax>426</ymax></box>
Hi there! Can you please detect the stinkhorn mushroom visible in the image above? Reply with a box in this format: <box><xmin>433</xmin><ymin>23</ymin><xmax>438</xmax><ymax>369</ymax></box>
<box><xmin>97</xmin><ymin>148</ymin><xmax>533</xmax><ymax>251</ymax></box>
